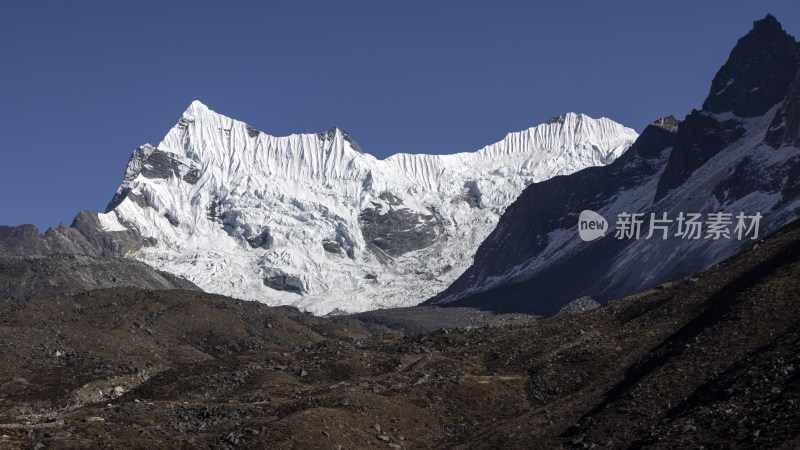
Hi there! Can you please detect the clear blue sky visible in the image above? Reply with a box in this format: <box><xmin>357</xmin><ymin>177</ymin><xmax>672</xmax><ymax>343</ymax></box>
<box><xmin>1</xmin><ymin>0</ymin><xmax>798</xmax><ymax>230</ymax></box>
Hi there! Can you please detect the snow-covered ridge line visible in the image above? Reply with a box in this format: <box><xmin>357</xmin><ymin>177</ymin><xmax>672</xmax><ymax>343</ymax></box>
<box><xmin>109</xmin><ymin>100</ymin><xmax>638</xmax><ymax>314</ymax></box>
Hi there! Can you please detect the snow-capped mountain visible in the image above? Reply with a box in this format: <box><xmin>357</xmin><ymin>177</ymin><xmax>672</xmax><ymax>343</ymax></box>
<box><xmin>96</xmin><ymin>104</ymin><xmax>637</xmax><ymax>314</ymax></box>
<box><xmin>428</xmin><ymin>15</ymin><xmax>800</xmax><ymax>316</ymax></box>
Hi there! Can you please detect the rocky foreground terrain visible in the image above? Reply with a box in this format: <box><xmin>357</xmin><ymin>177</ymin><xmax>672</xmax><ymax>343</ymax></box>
<box><xmin>1</xmin><ymin>217</ymin><xmax>799</xmax><ymax>448</ymax></box>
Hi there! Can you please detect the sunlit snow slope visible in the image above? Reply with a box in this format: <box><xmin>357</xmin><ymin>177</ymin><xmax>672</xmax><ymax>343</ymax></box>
<box><xmin>107</xmin><ymin>101</ymin><xmax>637</xmax><ymax>314</ymax></box>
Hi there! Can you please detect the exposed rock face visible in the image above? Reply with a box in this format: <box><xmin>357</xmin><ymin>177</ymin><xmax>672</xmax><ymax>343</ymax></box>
<box><xmin>0</xmin><ymin>253</ymin><xmax>198</xmax><ymax>301</ymax></box>
<box><xmin>654</xmin><ymin>111</ymin><xmax>746</xmax><ymax>200</ymax></box>
<box><xmin>556</xmin><ymin>296</ymin><xmax>600</xmax><ymax>316</ymax></box>
<box><xmin>766</xmin><ymin>66</ymin><xmax>800</xmax><ymax>148</ymax></box>
<box><xmin>702</xmin><ymin>14</ymin><xmax>800</xmax><ymax>118</ymax></box>
<box><xmin>322</xmin><ymin>239</ymin><xmax>344</xmax><ymax>255</ymax></box>
<box><xmin>318</xmin><ymin>127</ymin><xmax>363</xmax><ymax>154</ymax></box>
<box><xmin>245</xmin><ymin>228</ymin><xmax>273</xmax><ymax>249</ymax></box>
<box><xmin>262</xmin><ymin>273</ymin><xmax>304</xmax><ymax>294</ymax></box>
<box><xmin>429</xmin><ymin>15</ymin><xmax>800</xmax><ymax>316</ymax></box>
<box><xmin>359</xmin><ymin>201</ymin><xmax>444</xmax><ymax>258</ymax></box>
<box><xmin>0</xmin><ymin>211</ymin><xmax>152</xmax><ymax>259</ymax></box>
<box><xmin>655</xmin><ymin>17</ymin><xmax>800</xmax><ymax>200</ymax></box>
<box><xmin>107</xmin><ymin>144</ymin><xmax>202</xmax><ymax>211</ymax></box>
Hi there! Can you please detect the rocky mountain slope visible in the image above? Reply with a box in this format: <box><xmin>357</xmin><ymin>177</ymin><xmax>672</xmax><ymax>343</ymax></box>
<box><xmin>0</xmin><ymin>211</ymin><xmax>150</xmax><ymax>259</ymax></box>
<box><xmin>0</xmin><ymin>253</ymin><xmax>198</xmax><ymax>302</ymax></box>
<box><xmin>429</xmin><ymin>14</ymin><xmax>800</xmax><ymax>316</ymax></box>
<box><xmin>1</xmin><ymin>205</ymin><xmax>799</xmax><ymax>448</ymax></box>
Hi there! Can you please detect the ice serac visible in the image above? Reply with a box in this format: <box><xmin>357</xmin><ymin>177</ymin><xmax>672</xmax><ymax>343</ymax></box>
<box><xmin>105</xmin><ymin>101</ymin><xmax>637</xmax><ymax>314</ymax></box>
<box><xmin>428</xmin><ymin>15</ymin><xmax>800</xmax><ymax>316</ymax></box>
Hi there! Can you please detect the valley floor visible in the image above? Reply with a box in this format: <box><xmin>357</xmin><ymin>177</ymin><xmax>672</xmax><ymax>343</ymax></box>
<box><xmin>1</xmin><ymin>220</ymin><xmax>800</xmax><ymax>448</ymax></box>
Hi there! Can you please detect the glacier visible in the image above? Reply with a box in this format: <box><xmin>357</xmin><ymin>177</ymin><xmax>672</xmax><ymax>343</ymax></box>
<box><xmin>106</xmin><ymin>101</ymin><xmax>638</xmax><ymax>314</ymax></box>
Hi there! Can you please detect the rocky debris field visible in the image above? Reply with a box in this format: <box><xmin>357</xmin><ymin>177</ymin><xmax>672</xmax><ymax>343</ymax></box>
<box><xmin>1</xmin><ymin>220</ymin><xmax>800</xmax><ymax>448</ymax></box>
<box><xmin>348</xmin><ymin>306</ymin><xmax>538</xmax><ymax>335</ymax></box>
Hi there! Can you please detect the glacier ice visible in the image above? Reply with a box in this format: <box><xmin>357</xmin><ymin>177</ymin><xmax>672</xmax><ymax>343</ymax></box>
<box><xmin>108</xmin><ymin>100</ymin><xmax>638</xmax><ymax>314</ymax></box>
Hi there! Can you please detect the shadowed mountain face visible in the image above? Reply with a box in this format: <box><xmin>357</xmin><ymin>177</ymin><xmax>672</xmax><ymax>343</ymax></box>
<box><xmin>428</xmin><ymin>15</ymin><xmax>800</xmax><ymax>316</ymax></box>
<box><xmin>1</xmin><ymin>213</ymin><xmax>799</xmax><ymax>448</ymax></box>
<box><xmin>702</xmin><ymin>14</ymin><xmax>800</xmax><ymax>118</ymax></box>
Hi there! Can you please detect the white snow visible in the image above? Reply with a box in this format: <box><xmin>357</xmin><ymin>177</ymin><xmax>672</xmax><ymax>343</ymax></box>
<box><xmin>715</xmin><ymin>78</ymin><xmax>736</xmax><ymax>96</ymax></box>
<box><xmin>97</xmin><ymin>211</ymin><xmax>128</xmax><ymax>232</ymax></box>
<box><xmin>109</xmin><ymin>100</ymin><xmax>638</xmax><ymax>314</ymax></box>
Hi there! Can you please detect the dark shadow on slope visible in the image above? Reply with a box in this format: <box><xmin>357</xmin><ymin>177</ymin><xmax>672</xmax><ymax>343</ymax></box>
<box><xmin>563</xmin><ymin>219</ymin><xmax>800</xmax><ymax>437</ymax></box>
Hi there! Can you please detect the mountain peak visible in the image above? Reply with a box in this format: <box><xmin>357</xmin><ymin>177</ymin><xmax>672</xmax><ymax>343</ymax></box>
<box><xmin>183</xmin><ymin>100</ymin><xmax>211</xmax><ymax>119</ymax></box>
<box><xmin>702</xmin><ymin>14</ymin><xmax>800</xmax><ymax>118</ymax></box>
<box><xmin>545</xmin><ymin>112</ymin><xmax>587</xmax><ymax>125</ymax></box>
<box><xmin>650</xmin><ymin>115</ymin><xmax>680</xmax><ymax>132</ymax></box>
<box><xmin>318</xmin><ymin>127</ymin><xmax>364</xmax><ymax>154</ymax></box>
<box><xmin>753</xmin><ymin>13</ymin><xmax>783</xmax><ymax>33</ymax></box>
<box><xmin>545</xmin><ymin>114</ymin><xmax>568</xmax><ymax>125</ymax></box>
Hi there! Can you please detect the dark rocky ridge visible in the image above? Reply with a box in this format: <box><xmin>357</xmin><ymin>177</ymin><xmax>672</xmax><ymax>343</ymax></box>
<box><xmin>0</xmin><ymin>253</ymin><xmax>198</xmax><ymax>301</ymax></box>
<box><xmin>702</xmin><ymin>14</ymin><xmax>800</xmax><ymax>118</ymax></box>
<box><xmin>0</xmin><ymin>211</ymin><xmax>152</xmax><ymax>259</ymax></box>
<box><xmin>656</xmin><ymin>15</ymin><xmax>800</xmax><ymax>199</ymax></box>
